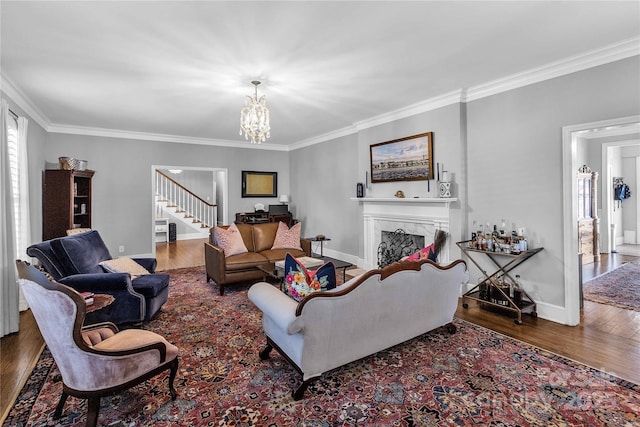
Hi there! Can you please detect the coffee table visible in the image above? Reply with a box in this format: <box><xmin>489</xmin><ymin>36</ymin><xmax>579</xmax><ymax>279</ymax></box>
<box><xmin>258</xmin><ymin>256</ymin><xmax>353</xmax><ymax>285</ymax></box>
<box><xmin>317</xmin><ymin>256</ymin><xmax>353</xmax><ymax>282</ymax></box>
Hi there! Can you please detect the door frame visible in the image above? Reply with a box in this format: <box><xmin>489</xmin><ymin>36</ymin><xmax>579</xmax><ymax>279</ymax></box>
<box><xmin>562</xmin><ymin>115</ymin><xmax>640</xmax><ymax>325</ymax></box>
<box><xmin>150</xmin><ymin>165</ymin><xmax>228</xmax><ymax>256</ymax></box>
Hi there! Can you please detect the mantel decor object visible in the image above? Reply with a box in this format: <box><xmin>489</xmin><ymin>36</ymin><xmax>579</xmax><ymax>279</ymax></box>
<box><xmin>439</xmin><ymin>170</ymin><xmax>451</xmax><ymax>198</ymax></box>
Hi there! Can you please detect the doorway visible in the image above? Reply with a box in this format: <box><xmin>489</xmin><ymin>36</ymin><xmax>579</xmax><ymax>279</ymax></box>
<box><xmin>150</xmin><ymin>165</ymin><xmax>228</xmax><ymax>257</ymax></box>
<box><xmin>562</xmin><ymin>116</ymin><xmax>640</xmax><ymax>325</ymax></box>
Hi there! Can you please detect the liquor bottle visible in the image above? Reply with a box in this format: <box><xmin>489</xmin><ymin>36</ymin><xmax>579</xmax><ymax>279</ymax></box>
<box><xmin>500</xmin><ymin>219</ymin><xmax>506</xmax><ymax>237</ymax></box>
<box><xmin>513</xmin><ymin>275</ymin><xmax>523</xmax><ymax>306</ymax></box>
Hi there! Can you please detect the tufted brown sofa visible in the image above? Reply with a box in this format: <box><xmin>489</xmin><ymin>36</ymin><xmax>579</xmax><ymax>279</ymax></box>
<box><xmin>204</xmin><ymin>222</ymin><xmax>311</xmax><ymax>295</ymax></box>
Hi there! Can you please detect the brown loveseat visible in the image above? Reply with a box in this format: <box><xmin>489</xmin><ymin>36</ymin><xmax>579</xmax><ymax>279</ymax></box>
<box><xmin>204</xmin><ymin>222</ymin><xmax>311</xmax><ymax>295</ymax></box>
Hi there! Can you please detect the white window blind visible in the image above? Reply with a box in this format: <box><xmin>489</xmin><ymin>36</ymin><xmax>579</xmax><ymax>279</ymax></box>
<box><xmin>7</xmin><ymin>114</ymin><xmax>22</xmax><ymax>258</ymax></box>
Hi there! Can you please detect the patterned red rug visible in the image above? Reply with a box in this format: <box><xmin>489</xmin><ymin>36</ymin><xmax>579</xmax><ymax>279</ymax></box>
<box><xmin>6</xmin><ymin>266</ymin><xmax>640</xmax><ymax>426</ymax></box>
<box><xmin>583</xmin><ymin>261</ymin><xmax>640</xmax><ymax>311</ymax></box>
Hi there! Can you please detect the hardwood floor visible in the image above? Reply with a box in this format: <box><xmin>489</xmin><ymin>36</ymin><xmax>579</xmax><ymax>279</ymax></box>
<box><xmin>1</xmin><ymin>245</ymin><xmax>638</xmax><ymax>423</ymax></box>
<box><xmin>155</xmin><ymin>237</ymin><xmax>207</xmax><ymax>271</ymax></box>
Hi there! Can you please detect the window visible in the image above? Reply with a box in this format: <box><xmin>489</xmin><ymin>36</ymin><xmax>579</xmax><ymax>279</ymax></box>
<box><xmin>7</xmin><ymin>114</ymin><xmax>22</xmax><ymax>257</ymax></box>
<box><xmin>5</xmin><ymin>108</ymin><xmax>30</xmax><ymax>261</ymax></box>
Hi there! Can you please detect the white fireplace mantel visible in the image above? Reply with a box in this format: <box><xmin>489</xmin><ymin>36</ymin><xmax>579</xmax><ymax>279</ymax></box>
<box><xmin>350</xmin><ymin>197</ymin><xmax>457</xmax><ymax>204</ymax></box>
<box><xmin>351</xmin><ymin>197</ymin><xmax>457</xmax><ymax>269</ymax></box>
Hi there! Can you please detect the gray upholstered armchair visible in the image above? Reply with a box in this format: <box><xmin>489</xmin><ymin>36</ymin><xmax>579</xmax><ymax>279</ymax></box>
<box><xmin>16</xmin><ymin>261</ymin><xmax>179</xmax><ymax>427</ymax></box>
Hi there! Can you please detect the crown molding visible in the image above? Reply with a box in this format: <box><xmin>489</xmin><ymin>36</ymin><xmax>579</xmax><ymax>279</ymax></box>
<box><xmin>354</xmin><ymin>89</ymin><xmax>465</xmax><ymax>131</ymax></box>
<box><xmin>289</xmin><ymin>125</ymin><xmax>358</xmax><ymax>151</ymax></box>
<box><xmin>3</xmin><ymin>37</ymin><xmax>638</xmax><ymax>150</ymax></box>
<box><xmin>466</xmin><ymin>36</ymin><xmax>640</xmax><ymax>102</ymax></box>
<box><xmin>0</xmin><ymin>72</ymin><xmax>50</xmax><ymax>130</ymax></box>
<box><xmin>288</xmin><ymin>89</ymin><xmax>464</xmax><ymax>151</ymax></box>
<box><xmin>47</xmin><ymin>124</ymin><xmax>290</xmax><ymax>151</ymax></box>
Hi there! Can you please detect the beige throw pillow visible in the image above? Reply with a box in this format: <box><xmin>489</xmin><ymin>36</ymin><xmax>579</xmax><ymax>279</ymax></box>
<box><xmin>99</xmin><ymin>258</ymin><xmax>149</xmax><ymax>278</ymax></box>
<box><xmin>213</xmin><ymin>223</ymin><xmax>249</xmax><ymax>257</ymax></box>
<box><xmin>272</xmin><ymin>222</ymin><xmax>302</xmax><ymax>250</ymax></box>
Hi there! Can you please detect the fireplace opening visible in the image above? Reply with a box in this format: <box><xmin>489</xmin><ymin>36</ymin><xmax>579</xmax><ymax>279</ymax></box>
<box><xmin>377</xmin><ymin>229</ymin><xmax>425</xmax><ymax>268</ymax></box>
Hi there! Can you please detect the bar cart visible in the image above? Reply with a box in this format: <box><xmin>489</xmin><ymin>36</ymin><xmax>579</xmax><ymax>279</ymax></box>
<box><xmin>457</xmin><ymin>240</ymin><xmax>543</xmax><ymax>324</ymax></box>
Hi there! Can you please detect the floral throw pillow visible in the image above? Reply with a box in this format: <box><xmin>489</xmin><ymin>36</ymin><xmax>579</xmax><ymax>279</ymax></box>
<box><xmin>283</xmin><ymin>253</ymin><xmax>336</xmax><ymax>301</ymax></box>
<box><xmin>405</xmin><ymin>243</ymin><xmax>436</xmax><ymax>262</ymax></box>
<box><xmin>271</xmin><ymin>222</ymin><xmax>302</xmax><ymax>250</ymax></box>
<box><xmin>213</xmin><ymin>223</ymin><xmax>248</xmax><ymax>257</ymax></box>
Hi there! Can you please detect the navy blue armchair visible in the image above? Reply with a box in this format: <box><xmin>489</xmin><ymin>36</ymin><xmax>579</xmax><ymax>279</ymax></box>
<box><xmin>26</xmin><ymin>230</ymin><xmax>169</xmax><ymax>325</ymax></box>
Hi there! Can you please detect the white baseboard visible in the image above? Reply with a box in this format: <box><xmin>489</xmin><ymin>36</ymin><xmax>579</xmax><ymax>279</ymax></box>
<box><xmin>623</xmin><ymin>230</ymin><xmax>637</xmax><ymax>244</ymax></box>
<box><xmin>320</xmin><ymin>247</ymin><xmax>361</xmax><ymax>268</ymax></box>
<box><xmin>177</xmin><ymin>232</ymin><xmax>208</xmax><ymax>241</ymax></box>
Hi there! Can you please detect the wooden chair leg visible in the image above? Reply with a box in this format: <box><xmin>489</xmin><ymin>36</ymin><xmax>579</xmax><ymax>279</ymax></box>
<box><xmin>168</xmin><ymin>359</ymin><xmax>179</xmax><ymax>400</ymax></box>
<box><xmin>54</xmin><ymin>390</ymin><xmax>69</xmax><ymax>419</ymax></box>
<box><xmin>85</xmin><ymin>397</ymin><xmax>100</xmax><ymax>427</ymax></box>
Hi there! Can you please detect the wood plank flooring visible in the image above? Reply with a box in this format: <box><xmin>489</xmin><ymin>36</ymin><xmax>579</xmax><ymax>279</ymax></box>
<box><xmin>155</xmin><ymin>238</ymin><xmax>207</xmax><ymax>271</ymax></box>
<box><xmin>1</xmin><ymin>243</ymin><xmax>638</xmax><ymax>423</ymax></box>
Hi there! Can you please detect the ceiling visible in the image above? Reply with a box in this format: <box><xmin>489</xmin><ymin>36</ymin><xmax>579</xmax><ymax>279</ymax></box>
<box><xmin>1</xmin><ymin>1</ymin><xmax>639</xmax><ymax>149</ymax></box>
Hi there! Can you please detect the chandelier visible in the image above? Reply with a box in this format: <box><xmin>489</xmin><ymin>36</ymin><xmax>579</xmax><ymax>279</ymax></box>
<box><xmin>239</xmin><ymin>80</ymin><xmax>271</xmax><ymax>144</ymax></box>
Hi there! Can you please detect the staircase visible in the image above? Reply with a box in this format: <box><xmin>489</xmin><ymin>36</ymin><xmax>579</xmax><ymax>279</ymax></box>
<box><xmin>155</xmin><ymin>170</ymin><xmax>216</xmax><ymax>239</ymax></box>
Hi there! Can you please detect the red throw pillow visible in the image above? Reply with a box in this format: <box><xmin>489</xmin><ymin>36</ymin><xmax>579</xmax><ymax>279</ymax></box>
<box><xmin>406</xmin><ymin>243</ymin><xmax>435</xmax><ymax>262</ymax></box>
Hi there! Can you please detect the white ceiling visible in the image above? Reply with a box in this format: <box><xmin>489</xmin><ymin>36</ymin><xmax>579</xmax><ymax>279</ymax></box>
<box><xmin>1</xmin><ymin>1</ymin><xmax>639</xmax><ymax>149</ymax></box>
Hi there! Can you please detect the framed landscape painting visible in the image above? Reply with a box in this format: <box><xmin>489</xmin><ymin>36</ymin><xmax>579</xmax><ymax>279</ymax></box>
<box><xmin>241</xmin><ymin>171</ymin><xmax>277</xmax><ymax>198</ymax></box>
<box><xmin>370</xmin><ymin>132</ymin><xmax>433</xmax><ymax>183</ymax></box>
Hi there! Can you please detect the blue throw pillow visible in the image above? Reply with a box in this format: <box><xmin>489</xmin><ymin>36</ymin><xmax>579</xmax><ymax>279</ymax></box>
<box><xmin>283</xmin><ymin>253</ymin><xmax>336</xmax><ymax>301</ymax></box>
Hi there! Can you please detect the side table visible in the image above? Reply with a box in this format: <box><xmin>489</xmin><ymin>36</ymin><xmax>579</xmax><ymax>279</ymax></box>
<box><xmin>457</xmin><ymin>240</ymin><xmax>543</xmax><ymax>324</ymax></box>
<box><xmin>86</xmin><ymin>294</ymin><xmax>115</xmax><ymax>313</ymax></box>
<box><xmin>304</xmin><ymin>236</ymin><xmax>331</xmax><ymax>256</ymax></box>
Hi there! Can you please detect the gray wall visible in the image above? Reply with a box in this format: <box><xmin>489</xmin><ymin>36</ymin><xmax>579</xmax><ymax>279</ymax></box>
<box><xmin>44</xmin><ymin>134</ymin><xmax>289</xmax><ymax>256</ymax></box>
<box><xmin>290</xmin><ymin>133</ymin><xmax>360</xmax><ymax>258</ymax></box>
<box><xmin>466</xmin><ymin>56</ymin><xmax>640</xmax><ymax>307</ymax></box>
<box><xmin>159</xmin><ymin>169</ymin><xmax>215</xmax><ymax>202</ymax></box>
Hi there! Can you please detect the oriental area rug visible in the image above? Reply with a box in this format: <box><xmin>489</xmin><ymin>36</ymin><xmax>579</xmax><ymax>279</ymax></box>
<box><xmin>5</xmin><ymin>266</ymin><xmax>640</xmax><ymax>426</ymax></box>
<box><xmin>583</xmin><ymin>261</ymin><xmax>640</xmax><ymax>312</ymax></box>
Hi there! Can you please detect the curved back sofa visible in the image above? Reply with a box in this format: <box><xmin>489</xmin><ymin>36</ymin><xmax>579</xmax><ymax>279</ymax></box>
<box><xmin>248</xmin><ymin>258</ymin><xmax>469</xmax><ymax>399</ymax></box>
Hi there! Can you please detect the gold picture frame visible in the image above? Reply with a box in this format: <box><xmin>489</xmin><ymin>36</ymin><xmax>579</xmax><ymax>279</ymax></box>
<box><xmin>241</xmin><ymin>171</ymin><xmax>278</xmax><ymax>198</ymax></box>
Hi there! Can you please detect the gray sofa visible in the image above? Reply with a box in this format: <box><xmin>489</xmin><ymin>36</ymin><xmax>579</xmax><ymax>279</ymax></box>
<box><xmin>248</xmin><ymin>258</ymin><xmax>469</xmax><ymax>399</ymax></box>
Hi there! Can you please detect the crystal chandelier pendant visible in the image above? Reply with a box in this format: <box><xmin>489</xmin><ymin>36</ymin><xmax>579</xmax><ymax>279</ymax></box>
<box><xmin>239</xmin><ymin>81</ymin><xmax>271</xmax><ymax>144</ymax></box>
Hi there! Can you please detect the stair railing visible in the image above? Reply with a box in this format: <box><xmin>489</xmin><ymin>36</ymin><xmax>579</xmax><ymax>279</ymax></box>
<box><xmin>155</xmin><ymin>170</ymin><xmax>216</xmax><ymax>228</ymax></box>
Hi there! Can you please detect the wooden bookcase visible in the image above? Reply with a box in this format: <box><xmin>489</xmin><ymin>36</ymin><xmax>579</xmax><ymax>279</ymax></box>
<box><xmin>42</xmin><ymin>169</ymin><xmax>95</xmax><ymax>240</ymax></box>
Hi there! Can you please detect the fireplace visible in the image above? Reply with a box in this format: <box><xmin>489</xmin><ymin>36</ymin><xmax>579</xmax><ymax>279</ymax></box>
<box><xmin>356</xmin><ymin>197</ymin><xmax>455</xmax><ymax>270</ymax></box>
<box><xmin>378</xmin><ymin>229</ymin><xmax>425</xmax><ymax>268</ymax></box>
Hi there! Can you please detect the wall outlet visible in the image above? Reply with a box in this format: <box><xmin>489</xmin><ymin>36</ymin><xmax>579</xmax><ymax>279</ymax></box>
<box><xmin>119</xmin><ymin>245</ymin><xmax>125</xmax><ymax>253</ymax></box>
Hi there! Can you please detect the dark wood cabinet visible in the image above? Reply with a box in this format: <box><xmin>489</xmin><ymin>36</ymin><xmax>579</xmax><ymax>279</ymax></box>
<box><xmin>235</xmin><ymin>211</ymin><xmax>294</xmax><ymax>226</ymax></box>
<box><xmin>43</xmin><ymin>169</ymin><xmax>95</xmax><ymax>240</ymax></box>
<box><xmin>235</xmin><ymin>211</ymin><xmax>269</xmax><ymax>224</ymax></box>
